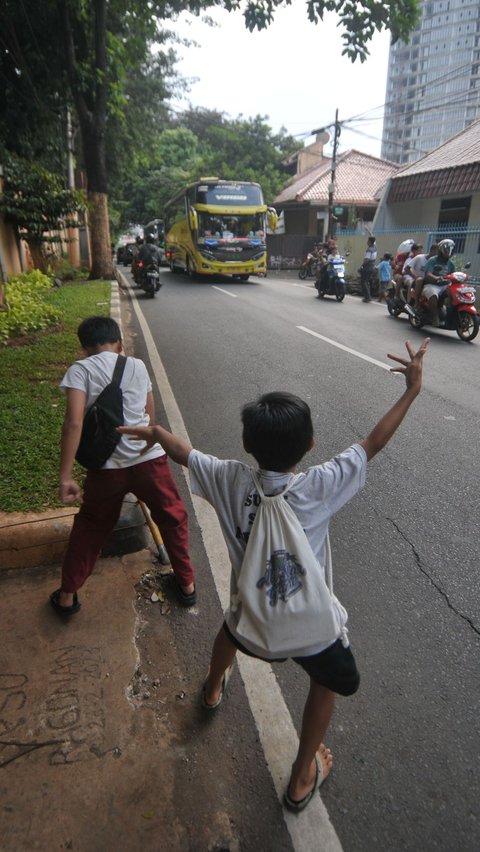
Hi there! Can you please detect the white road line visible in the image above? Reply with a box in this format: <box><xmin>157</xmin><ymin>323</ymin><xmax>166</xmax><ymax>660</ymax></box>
<box><xmin>298</xmin><ymin>325</ymin><xmax>393</xmax><ymax>371</ymax></box>
<box><xmin>292</xmin><ymin>282</ymin><xmax>316</xmax><ymax>291</ymax></box>
<box><xmin>117</xmin><ymin>270</ymin><xmax>343</xmax><ymax>852</ymax></box>
<box><xmin>212</xmin><ymin>285</ymin><xmax>238</xmax><ymax>298</ymax></box>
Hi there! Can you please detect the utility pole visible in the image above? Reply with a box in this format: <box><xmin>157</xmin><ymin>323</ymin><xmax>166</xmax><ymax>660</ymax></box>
<box><xmin>327</xmin><ymin>108</ymin><xmax>341</xmax><ymax>241</ymax></box>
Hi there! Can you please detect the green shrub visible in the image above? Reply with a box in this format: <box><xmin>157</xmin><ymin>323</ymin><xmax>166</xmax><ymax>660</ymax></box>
<box><xmin>48</xmin><ymin>256</ymin><xmax>90</xmax><ymax>282</ymax></box>
<box><xmin>0</xmin><ymin>270</ymin><xmax>63</xmax><ymax>343</ymax></box>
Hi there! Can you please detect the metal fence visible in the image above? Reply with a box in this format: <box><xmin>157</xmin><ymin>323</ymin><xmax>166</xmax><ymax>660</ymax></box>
<box><xmin>267</xmin><ymin>225</ymin><xmax>480</xmax><ymax>278</ymax></box>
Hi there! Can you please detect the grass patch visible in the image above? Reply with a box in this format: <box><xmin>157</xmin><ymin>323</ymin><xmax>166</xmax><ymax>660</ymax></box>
<box><xmin>0</xmin><ymin>280</ymin><xmax>112</xmax><ymax>512</ymax></box>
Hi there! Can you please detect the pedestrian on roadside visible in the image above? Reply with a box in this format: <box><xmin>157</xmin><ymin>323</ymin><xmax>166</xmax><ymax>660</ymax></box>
<box><xmin>119</xmin><ymin>337</ymin><xmax>429</xmax><ymax>813</ymax></box>
<box><xmin>50</xmin><ymin>316</ymin><xmax>196</xmax><ymax>616</ymax></box>
<box><xmin>376</xmin><ymin>252</ymin><xmax>393</xmax><ymax>302</ymax></box>
<box><xmin>360</xmin><ymin>235</ymin><xmax>377</xmax><ymax>301</ymax></box>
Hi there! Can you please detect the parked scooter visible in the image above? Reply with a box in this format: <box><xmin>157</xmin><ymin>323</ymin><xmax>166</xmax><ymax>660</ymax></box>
<box><xmin>407</xmin><ymin>268</ymin><xmax>478</xmax><ymax>341</ymax></box>
<box><xmin>315</xmin><ymin>254</ymin><xmax>347</xmax><ymax>302</ymax></box>
<box><xmin>136</xmin><ymin>261</ymin><xmax>161</xmax><ymax>298</ymax></box>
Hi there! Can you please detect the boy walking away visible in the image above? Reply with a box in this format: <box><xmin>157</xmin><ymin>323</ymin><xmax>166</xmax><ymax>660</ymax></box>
<box><xmin>50</xmin><ymin>316</ymin><xmax>196</xmax><ymax>616</ymax></box>
<box><xmin>119</xmin><ymin>338</ymin><xmax>429</xmax><ymax>812</ymax></box>
<box><xmin>376</xmin><ymin>253</ymin><xmax>393</xmax><ymax>302</ymax></box>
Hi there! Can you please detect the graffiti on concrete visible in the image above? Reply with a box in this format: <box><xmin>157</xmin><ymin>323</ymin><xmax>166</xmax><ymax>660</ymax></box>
<box><xmin>0</xmin><ymin>647</ymin><xmax>120</xmax><ymax>767</ymax></box>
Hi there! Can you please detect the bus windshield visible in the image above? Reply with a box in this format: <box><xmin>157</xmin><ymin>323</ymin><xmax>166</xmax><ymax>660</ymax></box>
<box><xmin>194</xmin><ymin>182</ymin><xmax>263</xmax><ymax>207</ymax></box>
<box><xmin>197</xmin><ymin>212</ymin><xmax>265</xmax><ymax>242</ymax></box>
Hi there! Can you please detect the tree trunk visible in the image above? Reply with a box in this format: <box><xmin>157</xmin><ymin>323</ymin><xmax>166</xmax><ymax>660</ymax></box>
<box><xmin>61</xmin><ymin>0</ymin><xmax>112</xmax><ymax>280</ymax></box>
<box><xmin>27</xmin><ymin>239</ymin><xmax>47</xmax><ymax>272</ymax></box>
<box><xmin>88</xmin><ymin>191</ymin><xmax>113</xmax><ymax>280</ymax></box>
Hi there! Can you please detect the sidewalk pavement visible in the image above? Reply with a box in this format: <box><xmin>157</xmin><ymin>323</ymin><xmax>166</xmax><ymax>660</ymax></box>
<box><xmin>0</xmin><ymin>281</ymin><xmax>240</xmax><ymax>852</ymax></box>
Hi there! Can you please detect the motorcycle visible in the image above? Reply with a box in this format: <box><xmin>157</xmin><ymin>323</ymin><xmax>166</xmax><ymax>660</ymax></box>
<box><xmin>136</xmin><ymin>261</ymin><xmax>161</xmax><ymax>298</ymax></box>
<box><xmin>394</xmin><ymin>267</ymin><xmax>478</xmax><ymax>342</ymax></box>
<box><xmin>315</xmin><ymin>255</ymin><xmax>347</xmax><ymax>302</ymax></box>
<box><xmin>386</xmin><ymin>278</ymin><xmax>415</xmax><ymax>319</ymax></box>
<box><xmin>298</xmin><ymin>252</ymin><xmax>321</xmax><ymax>280</ymax></box>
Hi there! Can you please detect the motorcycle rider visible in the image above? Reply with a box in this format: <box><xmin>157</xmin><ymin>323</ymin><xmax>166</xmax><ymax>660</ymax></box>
<box><xmin>137</xmin><ymin>234</ymin><xmax>162</xmax><ymax>291</ymax></box>
<box><xmin>394</xmin><ymin>242</ymin><xmax>421</xmax><ymax>302</ymax></box>
<box><xmin>131</xmin><ymin>235</ymin><xmax>144</xmax><ymax>281</ymax></box>
<box><xmin>410</xmin><ymin>244</ymin><xmax>438</xmax><ymax>311</ymax></box>
<box><xmin>421</xmin><ymin>239</ymin><xmax>456</xmax><ymax>327</ymax></box>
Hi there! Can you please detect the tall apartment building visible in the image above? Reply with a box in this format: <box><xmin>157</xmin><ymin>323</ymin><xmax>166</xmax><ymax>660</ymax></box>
<box><xmin>381</xmin><ymin>0</ymin><xmax>480</xmax><ymax>164</ymax></box>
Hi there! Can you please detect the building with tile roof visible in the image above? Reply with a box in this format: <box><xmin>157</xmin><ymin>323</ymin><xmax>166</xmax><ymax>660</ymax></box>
<box><xmin>271</xmin><ymin>135</ymin><xmax>399</xmax><ymax>245</ymax></box>
<box><xmin>374</xmin><ymin>118</ymin><xmax>480</xmax><ymax>274</ymax></box>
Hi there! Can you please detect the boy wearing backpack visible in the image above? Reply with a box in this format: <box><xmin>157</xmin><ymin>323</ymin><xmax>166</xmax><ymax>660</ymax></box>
<box><xmin>119</xmin><ymin>337</ymin><xmax>429</xmax><ymax>813</ymax></box>
<box><xmin>50</xmin><ymin>316</ymin><xmax>196</xmax><ymax>615</ymax></box>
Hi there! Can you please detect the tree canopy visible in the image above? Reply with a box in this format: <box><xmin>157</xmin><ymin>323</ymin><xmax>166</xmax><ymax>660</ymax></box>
<box><xmin>0</xmin><ymin>0</ymin><xmax>420</xmax><ymax>275</ymax></box>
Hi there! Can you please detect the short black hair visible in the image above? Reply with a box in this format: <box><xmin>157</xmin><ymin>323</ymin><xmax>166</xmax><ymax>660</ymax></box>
<box><xmin>241</xmin><ymin>391</ymin><xmax>314</xmax><ymax>471</ymax></box>
<box><xmin>77</xmin><ymin>316</ymin><xmax>121</xmax><ymax>348</ymax></box>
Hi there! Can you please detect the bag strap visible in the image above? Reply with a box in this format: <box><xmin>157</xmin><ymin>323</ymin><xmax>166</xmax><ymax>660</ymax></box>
<box><xmin>251</xmin><ymin>469</ymin><xmax>298</xmax><ymax>500</ymax></box>
<box><xmin>111</xmin><ymin>354</ymin><xmax>127</xmax><ymax>387</ymax></box>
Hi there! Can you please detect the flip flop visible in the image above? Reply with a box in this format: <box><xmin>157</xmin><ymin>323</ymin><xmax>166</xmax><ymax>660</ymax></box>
<box><xmin>201</xmin><ymin>664</ymin><xmax>234</xmax><ymax>710</ymax></box>
<box><xmin>50</xmin><ymin>589</ymin><xmax>81</xmax><ymax>616</ymax></box>
<box><xmin>283</xmin><ymin>752</ymin><xmax>324</xmax><ymax>813</ymax></box>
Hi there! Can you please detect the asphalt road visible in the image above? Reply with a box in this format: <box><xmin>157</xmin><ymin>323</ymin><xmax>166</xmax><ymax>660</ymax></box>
<box><xmin>120</xmin><ymin>268</ymin><xmax>480</xmax><ymax>852</ymax></box>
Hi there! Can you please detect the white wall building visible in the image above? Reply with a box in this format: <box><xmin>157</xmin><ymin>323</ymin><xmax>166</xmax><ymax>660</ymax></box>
<box><xmin>381</xmin><ymin>0</ymin><xmax>480</xmax><ymax>164</ymax></box>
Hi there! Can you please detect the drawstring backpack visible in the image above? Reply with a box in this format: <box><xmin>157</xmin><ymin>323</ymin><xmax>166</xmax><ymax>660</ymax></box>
<box><xmin>230</xmin><ymin>470</ymin><xmax>348</xmax><ymax>659</ymax></box>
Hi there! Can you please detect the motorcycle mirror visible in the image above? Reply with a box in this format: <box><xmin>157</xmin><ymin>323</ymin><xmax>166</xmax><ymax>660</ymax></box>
<box><xmin>463</xmin><ymin>261</ymin><xmax>471</xmax><ymax>269</ymax></box>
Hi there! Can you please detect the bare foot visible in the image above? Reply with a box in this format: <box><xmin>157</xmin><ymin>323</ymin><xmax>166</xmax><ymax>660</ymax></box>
<box><xmin>59</xmin><ymin>591</ymin><xmax>74</xmax><ymax>607</ymax></box>
<box><xmin>287</xmin><ymin>743</ymin><xmax>333</xmax><ymax>802</ymax></box>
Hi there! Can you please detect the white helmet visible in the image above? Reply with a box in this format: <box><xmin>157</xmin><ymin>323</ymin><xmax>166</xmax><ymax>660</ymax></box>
<box><xmin>438</xmin><ymin>239</ymin><xmax>455</xmax><ymax>258</ymax></box>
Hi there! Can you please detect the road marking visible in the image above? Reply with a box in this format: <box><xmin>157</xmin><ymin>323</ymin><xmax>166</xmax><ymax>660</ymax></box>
<box><xmin>298</xmin><ymin>325</ymin><xmax>393</xmax><ymax>371</ymax></box>
<box><xmin>212</xmin><ymin>285</ymin><xmax>238</xmax><ymax>298</ymax></box>
<box><xmin>117</xmin><ymin>270</ymin><xmax>343</xmax><ymax>852</ymax></box>
<box><xmin>292</xmin><ymin>282</ymin><xmax>316</xmax><ymax>291</ymax></box>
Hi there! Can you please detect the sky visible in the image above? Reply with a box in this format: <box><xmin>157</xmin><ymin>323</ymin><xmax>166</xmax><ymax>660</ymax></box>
<box><xmin>170</xmin><ymin>5</ymin><xmax>392</xmax><ymax>160</ymax></box>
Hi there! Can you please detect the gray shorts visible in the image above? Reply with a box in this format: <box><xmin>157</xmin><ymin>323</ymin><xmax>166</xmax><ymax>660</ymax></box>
<box><xmin>423</xmin><ymin>283</ymin><xmax>445</xmax><ymax>300</ymax></box>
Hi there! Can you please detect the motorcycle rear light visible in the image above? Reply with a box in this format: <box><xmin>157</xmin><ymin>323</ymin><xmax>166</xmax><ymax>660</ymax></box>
<box><xmin>138</xmin><ymin>261</ymin><xmax>143</xmax><ymax>267</ymax></box>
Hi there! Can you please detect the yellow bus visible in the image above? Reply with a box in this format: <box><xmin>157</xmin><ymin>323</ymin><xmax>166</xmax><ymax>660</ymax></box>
<box><xmin>164</xmin><ymin>178</ymin><xmax>277</xmax><ymax>281</ymax></box>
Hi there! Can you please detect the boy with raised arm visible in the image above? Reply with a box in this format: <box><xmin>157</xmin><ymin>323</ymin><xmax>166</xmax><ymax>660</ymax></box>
<box><xmin>119</xmin><ymin>338</ymin><xmax>429</xmax><ymax>812</ymax></box>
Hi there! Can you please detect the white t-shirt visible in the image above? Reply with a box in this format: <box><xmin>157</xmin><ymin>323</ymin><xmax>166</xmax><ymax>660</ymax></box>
<box><xmin>188</xmin><ymin>444</ymin><xmax>367</xmax><ymax>655</ymax></box>
<box><xmin>407</xmin><ymin>253</ymin><xmax>429</xmax><ymax>278</ymax></box>
<box><xmin>364</xmin><ymin>245</ymin><xmax>377</xmax><ymax>263</ymax></box>
<box><xmin>60</xmin><ymin>351</ymin><xmax>165</xmax><ymax>468</ymax></box>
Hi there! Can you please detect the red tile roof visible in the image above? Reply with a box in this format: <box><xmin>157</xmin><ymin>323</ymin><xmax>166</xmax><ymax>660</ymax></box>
<box><xmin>388</xmin><ymin>119</ymin><xmax>480</xmax><ymax>202</ymax></box>
<box><xmin>274</xmin><ymin>150</ymin><xmax>399</xmax><ymax>206</ymax></box>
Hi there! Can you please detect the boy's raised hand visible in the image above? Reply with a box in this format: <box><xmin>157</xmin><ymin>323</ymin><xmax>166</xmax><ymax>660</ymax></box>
<box><xmin>387</xmin><ymin>338</ymin><xmax>430</xmax><ymax>394</ymax></box>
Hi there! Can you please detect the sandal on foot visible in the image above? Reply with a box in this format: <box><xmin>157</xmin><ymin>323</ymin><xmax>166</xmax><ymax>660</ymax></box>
<box><xmin>283</xmin><ymin>753</ymin><xmax>324</xmax><ymax>813</ymax></box>
<box><xmin>201</xmin><ymin>664</ymin><xmax>234</xmax><ymax>710</ymax></box>
<box><xmin>50</xmin><ymin>589</ymin><xmax>81</xmax><ymax>616</ymax></box>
